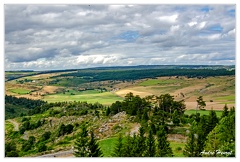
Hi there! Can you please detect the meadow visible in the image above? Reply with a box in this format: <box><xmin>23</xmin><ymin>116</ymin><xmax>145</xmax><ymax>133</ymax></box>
<box><xmin>184</xmin><ymin>109</ymin><xmax>223</xmax><ymax>117</ymax></box>
<box><xmin>10</xmin><ymin>88</ymin><xmax>32</xmax><ymax>95</ymax></box>
<box><xmin>43</xmin><ymin>90</ymin><xmax>123</xmax><ymax>105</ymax></box>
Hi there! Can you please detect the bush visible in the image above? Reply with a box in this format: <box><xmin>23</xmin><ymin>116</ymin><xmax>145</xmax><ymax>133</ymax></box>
<box><xmin>41</xmin><ymin>131</ymin><xmax>51</xmax><ymax>141</ymax></box>
<box><xmin>5</xmin><ymin>141</ymin><xmax>17</xmax><ymax>152</ymax></box>
<box><xmin>37</xmin><ymin>143</ymin><xmax>47</xmax><ymax>152</ymax></box>
<box><xmin>6</xmin><ymin>151</ymin><xmax>19</xmax><ymax>157</ymax></box>
<box><xmin>175</xmin><ymin>146</ymin><xmax>182</xmax><ymax>151</ymax></box>
<box><xmin>21</xmin><ymin>141</ymin><xmax>32</xmax><ymax>152</ymax></box>
<box><xmin>57</xmin><ymin>124</ymin><xmax>74</xmax><ymax>137</ymax></box>
<box><xmin>21</xmin><ymin>117</ymin><xmax>30</xmax><ymax>122</ymax></box>
<box><xmin>19</xmin><ymin>126</ymin><xmax>25</xmax><ymax>135</ymax></box>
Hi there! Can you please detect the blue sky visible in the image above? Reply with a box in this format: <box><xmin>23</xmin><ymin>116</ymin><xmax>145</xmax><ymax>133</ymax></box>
<box><xmin>4</xmin><ymin>4</ymin><xmax>235</xmax><ymax>70</ymax></box>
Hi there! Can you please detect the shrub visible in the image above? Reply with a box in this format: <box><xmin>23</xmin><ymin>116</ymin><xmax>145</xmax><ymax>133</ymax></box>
<box><xmin>41</xmin><ymin>131</ymin><xmax>51</xmax><ymax>141</ymax></box>
<box><xmin>175</xmin><ymin>146</ymin><xmax>182</xmax><ymax>151</ymax></box>
<box><xmin>6</xmin><ymin>151</ymin><xmax>19</xmax><ymax>157</ymax></box>
<box><xmin>37</xmin><ymin>143</ymin><xmax>47</xmax><ymax>152</ymax></box>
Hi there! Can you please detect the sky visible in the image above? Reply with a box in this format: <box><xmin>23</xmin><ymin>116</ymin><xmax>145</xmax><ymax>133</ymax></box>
<box><xmin>4</xmin><ymin>4</ymin><xmax>236</xmax><ymax>71</ymax></box>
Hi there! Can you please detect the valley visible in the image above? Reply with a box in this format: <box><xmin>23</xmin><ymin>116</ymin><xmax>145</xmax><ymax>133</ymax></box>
<box><xmin>5</xmin><ymin>65</ymin><xmax>235</xmax><ymax>157</ymax></box>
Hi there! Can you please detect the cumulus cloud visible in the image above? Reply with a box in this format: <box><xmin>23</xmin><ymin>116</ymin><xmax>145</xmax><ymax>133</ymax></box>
<box><xmin>4</xmin><ymin>4</ymin><xmax>235</xmax><ymax>70</ymax></box>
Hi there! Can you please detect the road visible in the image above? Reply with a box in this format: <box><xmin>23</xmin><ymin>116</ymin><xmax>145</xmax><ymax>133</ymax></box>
<box><xmin>37</xmin><ymin>150</ymin><xmax>74</xmax><ymax>157</ymax></box>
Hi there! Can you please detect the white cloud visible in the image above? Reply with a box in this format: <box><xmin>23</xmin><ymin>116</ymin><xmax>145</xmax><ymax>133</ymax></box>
<box><xmin>4</xmin><ymin>4</ymin><xmax>235</xmax><ymax>70</ymax></box>
<box><xmin>197</xmin><ymin>21</ymin><xmax>207</xmax><ymax>29</ymax></box>
<box><xmin>158</xmin><ymin>14</ymin><xmax>178</xmax><ymax>23</ymax></box>
<box><xmin>188</xmin><ymin>21</ymin><xmax>197</xmax><ymax>27</ymax></box>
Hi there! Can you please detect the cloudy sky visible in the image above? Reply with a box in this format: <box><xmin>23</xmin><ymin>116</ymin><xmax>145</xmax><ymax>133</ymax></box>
<box><xmin>4</xmin><ymin>4</ymin><xmax>235</xmax><ymax>71</ymax></box>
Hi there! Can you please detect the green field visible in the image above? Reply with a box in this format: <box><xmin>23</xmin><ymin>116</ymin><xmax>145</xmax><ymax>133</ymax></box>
<box><xmin>216</xmin><ymin>95</ymin><xmax>235</xmax><ymax>104</ymax></box>
<box><xmin>185</xmin><ymin>109</ymin><xmax>222</xmax><ymax>117</ymax></box>
<box><xmin>139</xmin><ymin>79</ymin><xmax>183</xmax><ymax>86</ymax></box>
<box><xmin>43</xmin><ymin>90</ymin><xmax>123</xmax><ymax>105</ymax></box>
<box><xmin>170</xmin><ymin>141</ymin><xmax>185</xmax><ymax>157</ymax></box>
<box><xmin>99</xmin><ymin>137</ymin><xmax>118</xmax><ymax>157</ymax></box>
<box><xmin>10</xmin><ymin>88</ymin><xmax>31</xmax><ymax>94</ymax></box>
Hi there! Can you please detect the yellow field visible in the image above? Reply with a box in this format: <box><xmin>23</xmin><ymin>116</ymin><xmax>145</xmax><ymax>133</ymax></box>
<box><xmin>114</xmin><ymin>76</ymin><xmax>235</xmax><ymax>110</ymax></box>
<box><xmin>5</xmin><ymin>74</ymin><xmax>235</xmax><ymax>110</ymax></box>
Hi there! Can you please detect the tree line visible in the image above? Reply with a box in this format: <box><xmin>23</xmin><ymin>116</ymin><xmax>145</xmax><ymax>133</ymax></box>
<box><xmin>56</xmin><ymin>68</ymin><xmax>234</xmax><ymax>84</ymax></box>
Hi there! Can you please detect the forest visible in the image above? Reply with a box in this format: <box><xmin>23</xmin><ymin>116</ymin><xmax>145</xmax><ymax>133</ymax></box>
<box><xmin>55</xmin><ymin>68</ymin><xmax>234</xmax><ymax>83</ymax></box>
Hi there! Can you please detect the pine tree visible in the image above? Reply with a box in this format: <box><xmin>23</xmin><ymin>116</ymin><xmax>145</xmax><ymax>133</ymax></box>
<box><xmin>194</xmin><ymin>115</ymin><xmax>208</xmax><ymax>157</ymax></box>
<box><xmin>74</xmin><ymin>124</ymin><xmax>102</xmax><ymax>157</ymax></box>
<box><xmin>203</xmin><ymin>128</ymin><xmax>220</xmax><ymax>157</ymax></box>
<box><xmin>221</xmin><ymin>104</ymin><xmax>228</xmax><ymax>119</ymax></box>
<box><xmin>134</xmin><ymin>126</ymin><xmax>146</xmax><ymax>157</ymax></box>
<box><xmin>196</xmin><ymin>96</ymin><xmax>206</xmax><ymax>110</ymax></box>
<box><xmin>183</xmin><ymin>121</ymin><xmax>197</xmax><ymax>157</ymax></box>
<box><xmin>112</xmin><ymin>134</ymin><xmax>124</xmax><ymax>157</ymax></box>
<box><xmin>229</xmin><ymin>106</ymin><xmax>235</xmax><ymax>116</ymax></box>
<box><xmin>105</xmin><ymin>107</ymin><xmax>110</xmax><ymax>116</ymax></box>
<box><xmin>204</xmin><ymin>112</ymin><xmax>235</xmax><ymax>157</ymax></box>
<box><xmin>122</xmin><ymin>134</ymin><xmax>134</xmax><ymax>157</ymax></box>
<box><xmin>207</xmin><ymin>109</ymin><xmax>219</xmax><ymax>134</ymax></box>
<box><xmin>144</xmin><ymin>128</ymin><xmax>155</xmax><ymax>157</ymax></box>
<box><xmin>172</xmin><ymin>110</ymin><xmax>180</xmax><ymax>126</ymax></box>
<box><xmin>156</xmin><ymin>125</ymin><xmax>173</xmax><ymax>157</ymax></box>
<box><xmin>88</xmin><ymin>131</ymin><xmax>103</xmax><ymax>157</ymax></box>
<box><xmin>142</xmin><ymin>109</ymin><xmax>149</xmax><ymax>121</ymax></box>
<box><xmin>74</xmin><ymin>124</ymin><xmax>90</xmax><ymax>157</ymax></box>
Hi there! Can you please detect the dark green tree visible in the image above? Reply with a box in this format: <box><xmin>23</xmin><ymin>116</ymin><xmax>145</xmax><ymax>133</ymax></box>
<box><xmin>5</xmin><ymin>141</ymin><xmax>18</xmax><ymax>157</ymax></box>
<box><xmin>204</xmin><ymin>112</ymin><xmax>235</xmax><ymax>157</ymax></box>
<box><xmin>28</xmin><ymin>136</ymin><xmax>36</xmax><ymax>145</ymax></box>
<box><xmin>183</xmin><ymin>121</ymin><xmax>197</xmax><ymax>157</ymax></box>
<box><xmin>74</xmin><ymin>124</ymin><xmax>90</xmax><ymax>157</ymax></box>
<box><xmin>221</xmin><ymin>104</ymin><xmax>228</xmax><ymax>119</ymax></box>
<box><xmin>122</xmin><ymin>134</ymin><xmax>134</xmax><ymax>157</ymax></box>
<box><xmin>207</xmin><ymin>110</ymin><xmax>219</xmax><ymax>134</ymax></box>
<box><xmin>106</xmin><ymin>107</ymin><xmax>110</xmax><ymax>116</ymax></box>
<box><xmin>157</xmin><ymin>94</ymin><xmax>174</xmax><ymax>113</ymax></box>
<box><xmin>88</xmin><ymin>131</ymin><xmax>103</xmax><ymax>157</ymax></box>
<box><xmin>229</xmin><ymin>106</ymin><xmax>235</xmax><ymax>116</ymax></box>
<box><xmin>74</xmin><ymin>124</ymin><xmax>102</xmax><ymax>157</ymax></box>
<box><xmin>134</xmin><ymin>126</ymin><xmax>146</xmax><ymax>157</ymax></box>
<box><xmin>196</xmin><ymin>96</ymin><xmax>206</xmax><ymax>110</ymax></box>
<box><xmin>156</xmin><ymin>125</ymin><xmax>173</xmax><ymax>157</ymax></box>
<box><xmin>145</xmin><ymin>129</ymin><xmax>155</xmax><ymax>157</ymax></box>
<box><xmin>172</xmin><ymin>110</ymin><xmax>180</xmax><ymax>126</ymax></box>
<box><xmin>22</xmin><ymin>141</ymin><xmax>32</xmax><ymax>152</ymax></box>
<box><xmin>41</xmin><ymin>131</ymin><xmax>51</xmax><ymax>141</ymax></box>
<box><xmin>37</xmin><ymin>142</ymin><xmax>47</xmax><ymax>152</ymax></box>
<box><xmin>142</xmin><ymin>109</ymin><xmax>149</xmax><ymax>121</ymax></box>
<box><xmin>6</xmin><ymin>151</ymin><xmax>19</xmax><ymax>157</ymax></box>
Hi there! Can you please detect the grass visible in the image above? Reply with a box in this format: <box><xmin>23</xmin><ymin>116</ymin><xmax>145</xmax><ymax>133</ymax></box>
<box><xmin>139</xmin><ymin>78</ymin><xmax>182</xmax><ymax>86</ymax></box>
<box><xmin>43</xmin><ymin>90</ymin><xmax>123</xmax><ymax>105</ymax></box>
<box><xmin>185</xmin><ymin>109</ymin><xmax>222</xmax><ymax>117</ymax></box>
<box><xmin>216</xmin><ymin>95</ymin><xmax>235</xmax><ymax>103</ymax></box>
<box><xmin>10</xmin><ymin>88</ymin><xmax>31</xmax><ymax>94</ymax></box>
<box><xmin>170</xmin><ymin>141</ymin><xmax>185</xmax><ymax>157</ymax></box>
<box><xmin>99</xmin><ymin>137</ymin><xmax>118</xmax><ymax>157</ymax></box>
<box><xmin>5</xmin><ymin>121</ymin><xmax>14</xmax><ymax>134</ymax></box>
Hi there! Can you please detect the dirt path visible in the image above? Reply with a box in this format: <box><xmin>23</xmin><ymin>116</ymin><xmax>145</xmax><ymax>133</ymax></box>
<box><xmin>7</xmin><ymin>119</ymin><xmax>19</xmax><ymax>131</ymax></box>
<box><xmin>37</xmin><ymin>149</ymin><xmax>74</xmax><ymax>157</ymax></box>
